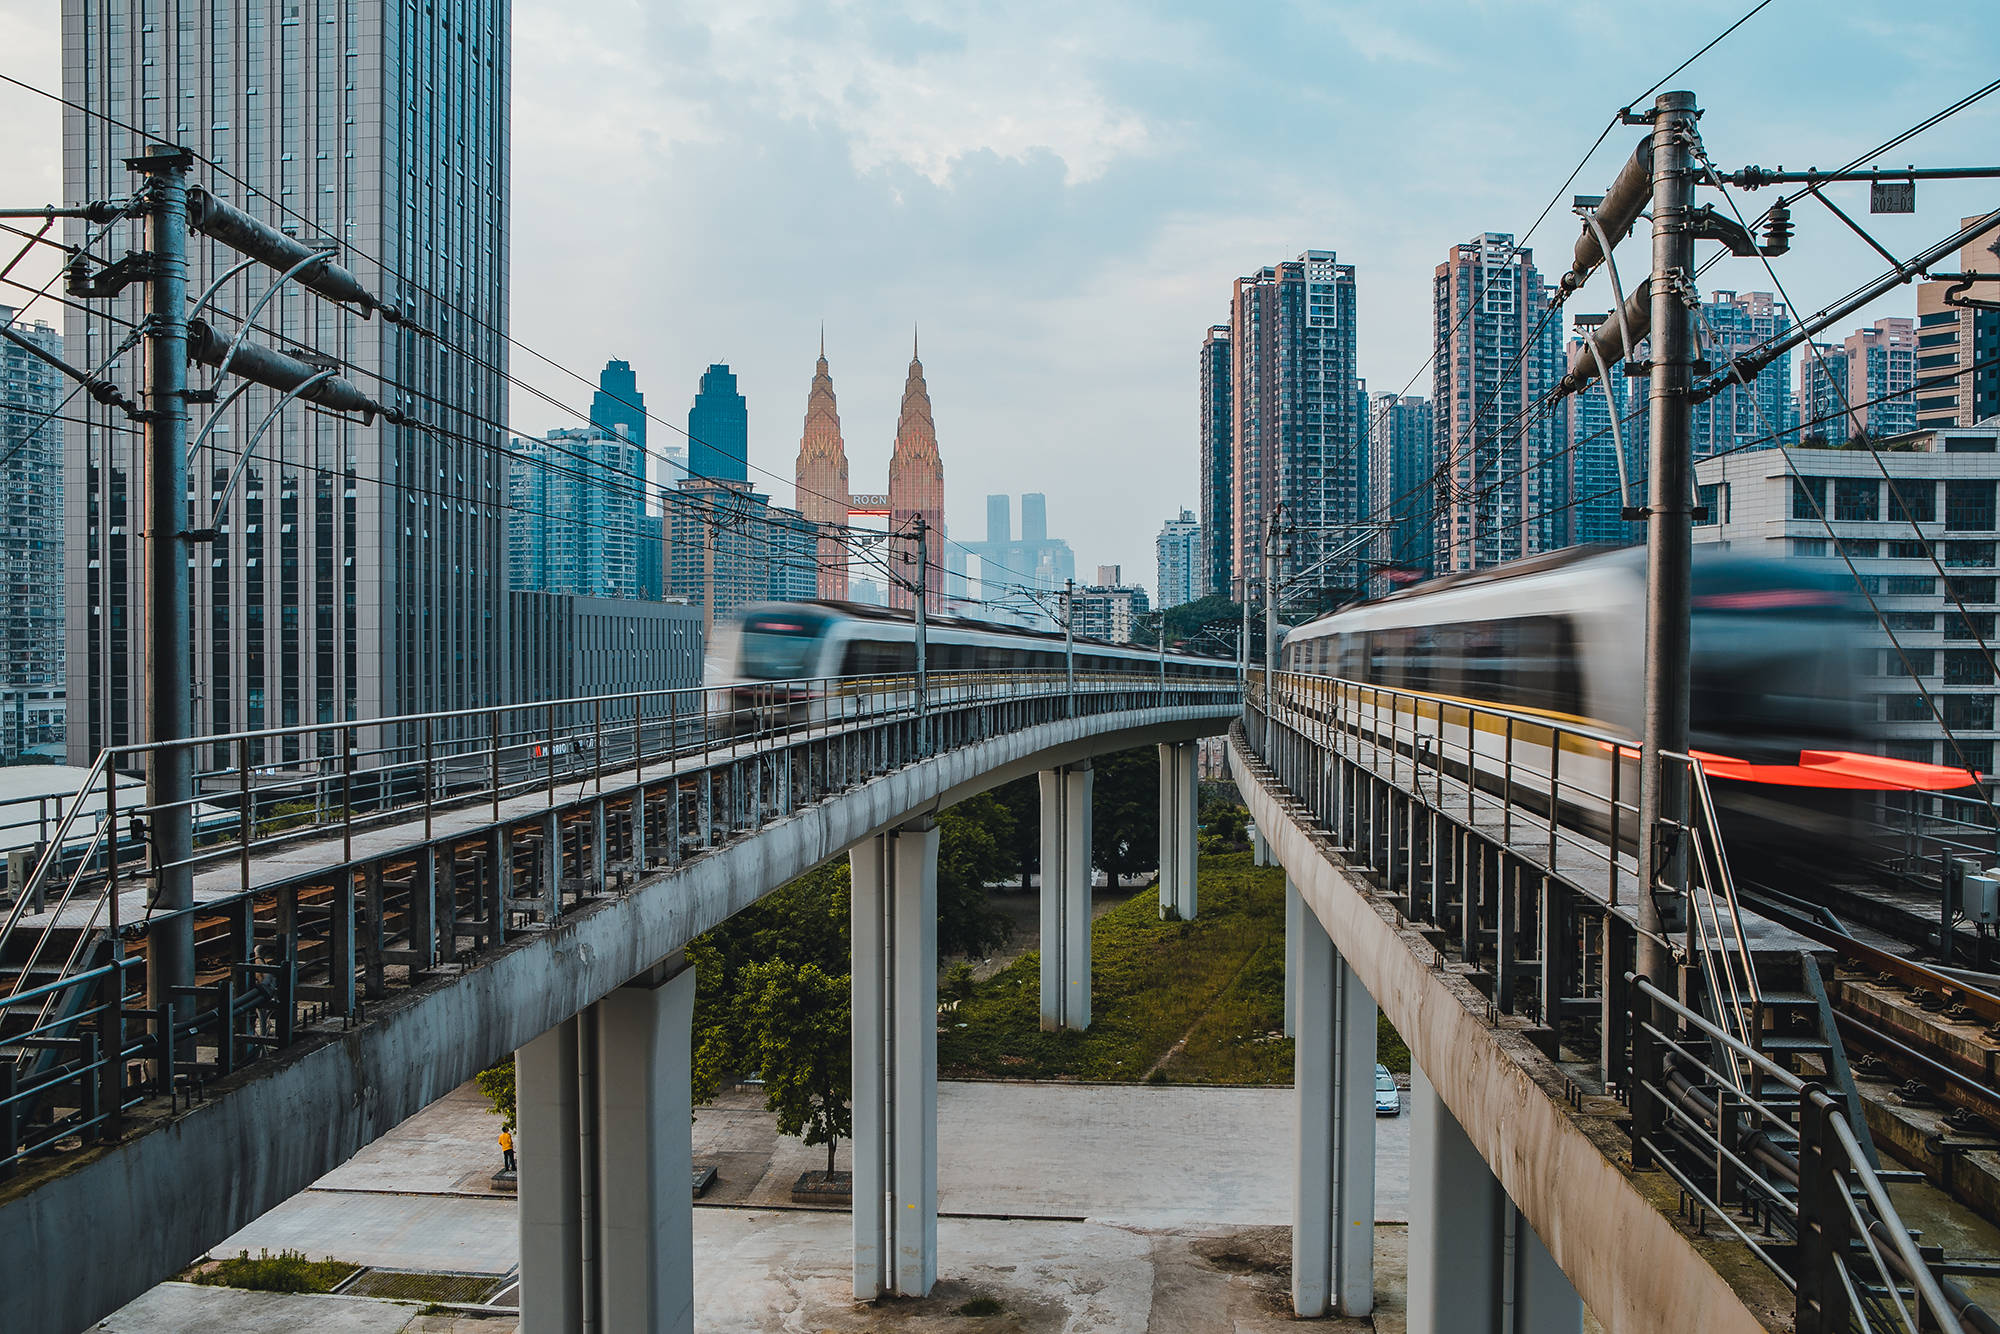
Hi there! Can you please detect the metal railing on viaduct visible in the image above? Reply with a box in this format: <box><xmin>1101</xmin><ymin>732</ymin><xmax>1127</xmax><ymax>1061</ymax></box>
<box><xmin>1241</xmin><ymin>671</ymin><xmax>1990</xmax><ymax>1334</ymax></box>
<box><xmin>0</xmin><ymin>668</ymin><xmax>1236</xmax><ymax>1334</ymax></box>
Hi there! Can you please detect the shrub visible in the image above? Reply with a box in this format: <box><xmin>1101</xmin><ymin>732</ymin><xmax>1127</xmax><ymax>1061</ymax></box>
<box><xmin>192</xmin><ymin>1249</ymin><xmax>358</xmax><ymax>1294</ymax></box>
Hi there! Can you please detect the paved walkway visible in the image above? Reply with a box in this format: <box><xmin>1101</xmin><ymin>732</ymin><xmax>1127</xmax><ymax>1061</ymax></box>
<box><xmin>112</xmin><ymin>1078</ymin><xmax>1419</xmax><ymax>1332</ymax></box>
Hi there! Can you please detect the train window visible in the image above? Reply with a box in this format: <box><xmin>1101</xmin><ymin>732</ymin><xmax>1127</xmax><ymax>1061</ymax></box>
<box><xmin>1452</xmin><ymin>616</ymin><xmax>1581</xmax><ymax>716</ymax></box>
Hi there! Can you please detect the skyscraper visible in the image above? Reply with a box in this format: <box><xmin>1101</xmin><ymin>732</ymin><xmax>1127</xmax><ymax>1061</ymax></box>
<box><xmin>505</xmin><ymin>428</ymin><xmax>647</xmax><ymax>600</ymax></box>
<box><xmin>1693</xmin><ymin>291</ymin><xmax>1795</xmax><ymax>454</ymax></box>
<box><xmin>590</xmin><ymin>359</ymin><xmax>646</xmax><ymax>451</ymax></box>
<box><xmin>1230</xmin><ymin>251</ymin><xmax>1363</xmax><ymax>607</ymax></box>
<box><xmin>666</xmin><ymin>480</ymin><xmax>817</xmax><ymax>625</ymax></box>
<box><xmin>1021</xmin><ymin>493</ymin><xmax>1049</xmax><ymax>543</ymax></box>
<box><xmin>793</xmin><ymin>338</ymin><xmax>852</xmax><ymax>600</ymax></box>
<box><xmin>64</xmin><ymin>0</ymin><xmax>510</xmax><ymax>759</ymax></box>
<box><xmin>1367</xmin><ymin>393</ymin><xmax>1436</xmax><ymax>585</ymax></box>
<box><xmin>1799</xmin><ymin>342</ymin><xmax>1851</xmax><ymax>443</ymax></box>
<box><xmin>1</xmin><ymin>307</ymin><xmax>65</xmax><ymax>761</ymax></box>
<box><xmin>1432</xmin><ymin>233</ymin><xmax>1564</xmax><ymax>570</ymax></box>
<box><xmin>687</xmin><ymin>363</ymin><xmax>748</xmax><ymax>483</ymax></box>
<box><xmin>1199</xmin><ymin>325</ymin><xmax>1233</xmax><ymax>599</ymax></box>
<box><xmin>887</xmin><ymin>340</ymin><xmax>945</xmax><ymax>612</ymax></box>
<box><xmin>962</xmin><ymin>493</ymin><xmax>1074</xmax><ymax>608</ymax></box>
<box><xmin>1915</xmin><ymin>222</ymin><xmax>2000</xmax><ymax>433</ymax></box>
<box><xmin>1566</xmin><ymin>316</ymin><xmax>1649</xmax><ymax>548</ymax></box>
<box><xmin>1155</xmin><ymin>510</ymin><xmax>1201</xmax><ymax>610</ymax></box>
<box><xmin>1812</xmin><ymin>320</ymin><xmax>1919</xmax><ymax>443</ymax></box>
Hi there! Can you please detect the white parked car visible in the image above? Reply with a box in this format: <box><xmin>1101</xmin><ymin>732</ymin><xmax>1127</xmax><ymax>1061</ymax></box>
<box><xmin>1374</xmin><ymin>1064</ymin><xmax>1400</xmax><ymax>1117</ymax></box>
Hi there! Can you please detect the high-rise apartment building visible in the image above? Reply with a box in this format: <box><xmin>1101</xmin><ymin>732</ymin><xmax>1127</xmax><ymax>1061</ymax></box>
<box><xmin>589</xmin><ymin>359</ymin><xmax>646</xmax><ymax>451</ymax></box>
<box><xmin>1367</xmin><ymin>393</ymin><xmax>1435</xmax><ymax>587</ymax></box>
<box><xmin>1</xmin><ymin>308</ymin><xmax>66</xmax><ymax>761</ymax></box>
<box><xmin>1693</xmin><ymin>291</ymin><xmax>1795</xmax><ymax>454</ymax></box>
<box><xmin>1155</xmin><ymin>510</ymin><xmax>1201</xmax><ymax>610</ymax></box>
<box><xmin>887</xmin><ymin>344</ymin><xmax>946</xmax><ymax>612</ymax></box>
<box><xmin>793</xmin><ymin>340</ymin><xmax>851</xmax><ymax>600</ymax></box>
<box><xmin>1799</xmin><ymin>342</ymin><xmax>1851</xmax><ymax>444</ymax></box>
<box><xmin>1230</xmin><ymin>251</ymin><xmax>1363</xmax><ymax>607</ymax></box>
<box><xmin>1072</xmin><ymin>582</ymin><xmax>1150</xmax><ymax>645</ymax></box>
<box><xmin>1198</xmin><ymin>325</ymin><xmax>1233</xmax><ymax>599</ymax></box>
<box><xmin>1566</xmin><ymin>315</ymin><xmax>1649</xmax><ymax>548</ymax></box>
<box><xmin>505</xmin><ymin>428</ymin><xmax>647</xmax><ymax>600</ymax></box>
<box><xmin>1916</xmin><ymin>223</ymin><xmax>2000</xmax><ymax>433</ymax></box>
<box><xmin>64</xmin><ymin>0</ymin><xmax>510</xmax><ymax>762</ymax></box>
<box><xmin>1432</xmin><ymin>233</ymin><xmax>1565</xmax><ymax>569</ymax></box>
<box><xmin>665</xmin><ymin>480</ymin><xmax>817</xmax><ymax>625</ymax></box>
<box><xmin>1810</xmin><ymin>320</ymin><xmax>1919</xmax><ymax>444</ymax></box>
<box><xmin>687</xmin><ymin>364</ymin><xmax>748</xmax><ymax>484</ymax></box>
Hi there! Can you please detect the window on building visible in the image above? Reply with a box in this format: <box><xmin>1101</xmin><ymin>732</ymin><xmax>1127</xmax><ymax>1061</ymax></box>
<box><xmin>1792</xmin><ymin>477</ymin><xmax>1828</xmax><ymax>520</ymax></box>
<box><xmin>1950</xmin><ymin>577</ymin><xmax>1998</xmax><ymax>604</ymax></box>
<box><xmin>1945</xmin><ymin>611</ymin><xmax>1996</xmax><ymax>641</ymax></box>
<box><xmin>1885</xmin><ymin>611</ymin><xmax>1936</xmax><ymax>632</ymax></box>
<box><xmin>1944</xmin><ymin>649</ymin><xmax>1994</xmax><ymax>685</ymax></box>
<box><xmin>1887</xmin><ymin>481</ymin><xmax>1936</xmax><ymax>523</ymax></box>
<box><xmin>1945</xmin><ymin>541</ymin><xmax>1995</xmax><ymax>568</ymax></box>
<box><xmin>1885</xmin><ymin>694</ymin><xmax>1931</xmax><ymax>722</ymax></box>
<box><xmin>1897</xmin><ymin>649</ymin><xmax>1937</xmax><ymax>676</ymax></box>
<box><xmin>1946</xmin><ymin>435</ymin><xmax>1997</xmax><ymax>453</ymax></box>
<box><xmin>1887</xmin><ymin>540</ymin><xmax>1931</xmax><ymax>559</ymax></box>
<box><xmin>1790</xmin><ymin>538</ymin><xmax>1827</xmax><ymax>558</ymax></box>
<box><xmin>1837</xmin><ymin>538</ymin><xmax>1878</xmax><ymax>560</ymax></box>
<box><xmin>1946</xmin><ymin>480</ymin><xmax>1996</xmax><ymax>531</ymax></box>
<box><xmin>1955</xmin><ymin>740</ymin><xmax>1993</xmax><ymax>774</ymax></box>
<box><xmin>1834</xmin><ymin>478</ymin><xmax>1879</xmax><ymax>521</ymax></box>
<box><xmin>1885</xmin><ymin>575</ymin><xmax>1937</xmax><ymax>595</ymax></box>
<box><xmin>1885</xmin><ymin>739</ymin><xmax>1937</xmax><ymax>764</ymax></box>
<box><xmin>1695</xmin><ymin>483</ymin><xmax>1725</xmax><ymax>526</ymax></box>
<box><xmin>1942</xmin><ymin>694</ymin><xmax>1995</xmax><ymax>730</ymax></box>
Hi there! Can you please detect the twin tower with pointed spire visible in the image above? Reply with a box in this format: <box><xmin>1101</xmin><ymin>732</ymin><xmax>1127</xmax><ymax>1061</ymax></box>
<box><xmin>794</xmin><ymin>331</ymin><xmax>946</xmax><ymax>610</ymax></box>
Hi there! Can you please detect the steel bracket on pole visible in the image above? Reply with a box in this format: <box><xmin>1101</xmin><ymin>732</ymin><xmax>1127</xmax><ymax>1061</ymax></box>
<box><xmin>68</xmin><ymin>252</ymin><xmax>159</xmax><ymax>298</ymax></box>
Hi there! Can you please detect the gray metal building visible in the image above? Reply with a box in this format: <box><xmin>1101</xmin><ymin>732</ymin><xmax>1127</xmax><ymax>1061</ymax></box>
<box><xmin>62</xmin><ymin>0</ymin><xmax>510</xmax><ymax>763</ymax></box>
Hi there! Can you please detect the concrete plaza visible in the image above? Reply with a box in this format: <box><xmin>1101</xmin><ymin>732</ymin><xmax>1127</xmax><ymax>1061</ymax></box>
<box><xmin>101</xmin><ymin>1078</ymin><xmax>1418</xmax><ymax>1332</ymax></box>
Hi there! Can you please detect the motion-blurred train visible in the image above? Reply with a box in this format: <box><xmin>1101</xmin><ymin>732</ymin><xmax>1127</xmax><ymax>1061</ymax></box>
<box><xmin>1274</xmin><ymin>546</ymin><xmax>1979</xmax><ymax>860</ymax></box>
<box><xmin>718</xmin><ymin>600</ymin><xmax>1235</xmax><ymax>731</ymax></box>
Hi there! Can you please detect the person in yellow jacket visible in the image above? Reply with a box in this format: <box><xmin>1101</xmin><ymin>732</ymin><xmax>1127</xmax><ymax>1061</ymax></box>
<box><xmin>499</xmin><ymin>1128</ymin><xmax>516</xmax><ymax>1172</ymax></box>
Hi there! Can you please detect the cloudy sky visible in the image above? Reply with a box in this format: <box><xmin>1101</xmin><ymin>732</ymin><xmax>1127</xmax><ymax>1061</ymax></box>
<box><xmin>4</xmin><ymin>1</ymin><xmax>1998</xmax><ymax>586</ymax></box>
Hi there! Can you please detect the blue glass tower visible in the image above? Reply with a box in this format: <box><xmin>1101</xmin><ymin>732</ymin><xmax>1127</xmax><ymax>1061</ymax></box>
<box><xmin>591</xmin><ymin>359</ymin><xmax>646</xmax><ymax>449</ymax></box>
<box><xmin>688</xmin><ymin>364</ymin><xmax>749</xmax><ymax>483</ymax></box>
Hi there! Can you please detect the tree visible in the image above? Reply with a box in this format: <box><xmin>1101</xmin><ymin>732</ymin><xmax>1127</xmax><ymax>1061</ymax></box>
<box><xmin>992</xmin><ymin>775</ymin><xmax>1040</xmax><ymax>889</ymax></box>
<box><xmin>1133</xmin><ymin>594</ymin><xmax>1242</xmax><ymax>656</ymax></box>
<box><xmin>1090</xmin><ymin>747</ymin><xmax>1159</xmax><ymax>886</ymax></box>
<box><xmin>475</xmin><ymin>1060</ymin><xmax>516</xmax><ymax>1132</ymax></box>
<box><xmin>740</xmin><ymin>958</ymin><xmax>852</xmax><ymax>1175</ymax></box>
<box><xmin>935</xmin><ymin>792</ymin><xmax>1015</xmax><ymax>958</ymax></box>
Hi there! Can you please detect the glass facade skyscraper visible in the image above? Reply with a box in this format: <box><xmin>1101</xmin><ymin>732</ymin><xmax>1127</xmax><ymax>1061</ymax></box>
<box><xmin>63</xmin><ymin>0</ymin><xmax>511</xmax><ymax>762</ymax></box>
<box><xmin>1</xmin><ymin>307</ymin><xmax>66</xmax><ymax>760</ymax></box>
<box><xmin>1566</xmin><ymin>318</ymin><xmax>1649</xmax><ymax>548</ymax></box>
<box><xmin>1199</xmin><ymin>325</ymin><xmax>1232</xmax><ymax>599</ymax></box>
<box><xmin>505</xmin><ymin>428</ymin><xmax>648</xmax><ymax>600</ymax></box>
<box><xmin>1229</xmin><ymin>251</ymin><xmax>1363</xmax><ymax>607</ymax></box>
<box><xmin>1432</xmin><ymin>233</ymin><xmax>1564</xmax><ymax>570</ymax></box>
<box><xmin>687</xmin><ymin>363</ymin><xmax>748</xmax><ymax>483</ymax></box>
<box><xmin>1367</xmin><ymin>392</ymin><xmax>1435</xmax><ymax>588</ymax></box>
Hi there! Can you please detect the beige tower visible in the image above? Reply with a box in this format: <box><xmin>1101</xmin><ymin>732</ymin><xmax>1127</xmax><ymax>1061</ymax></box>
<box><xmin>794</xmin><ymin>332</ymin><xmax>852</xmax><ymax>599</ymax></box>
<box><xmin>888</xmin><ymin>333</ymin><xmax>946</xmax><ymax>612</ymax></box>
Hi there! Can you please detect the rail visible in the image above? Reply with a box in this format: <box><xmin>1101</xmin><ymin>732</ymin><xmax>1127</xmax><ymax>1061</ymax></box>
<box><xmin>0</xmin><ymin>666</ymin><xmax>1239</xmax><ymax>1177</ymax></box>
<box><xmin>1254</xmin><ymin>669</ymin><xmax>1765</xmax><ymax>1062</ymax></box>
<box><xmin>1630</xmin><ymin>975</ymin><xmax>1987</xmax><ymax>1334</ymax></box>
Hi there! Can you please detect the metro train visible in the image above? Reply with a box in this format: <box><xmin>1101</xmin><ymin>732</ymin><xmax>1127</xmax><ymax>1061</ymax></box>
<box><xmin>1274</xmin><ymin>545</ymin><xmax>1979</xmax><ymax>860</ymax></box>
<box><xmin>719</xmin><ymin>600</ymin><xmax>1235</xmax><ymax>731</ymax></box>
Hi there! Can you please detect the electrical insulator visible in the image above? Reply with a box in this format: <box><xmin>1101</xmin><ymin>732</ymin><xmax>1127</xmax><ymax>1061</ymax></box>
<box><xmin>1762</xmin><ymin>202</ymin><xmax>1793</xmax><ymax>257</ymax></box>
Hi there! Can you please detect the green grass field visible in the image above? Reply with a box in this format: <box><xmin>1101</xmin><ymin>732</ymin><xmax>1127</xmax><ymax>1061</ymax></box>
<box><xmin>938</xmin><ymin>851</ymin><xmax>1408</xmax><ymax>1084</ymax></box>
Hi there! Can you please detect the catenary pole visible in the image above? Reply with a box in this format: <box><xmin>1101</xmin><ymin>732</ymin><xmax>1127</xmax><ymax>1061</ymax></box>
<box><xmin>1064</xmin><ymin>578</ymin><xmax>1076</xmax><ymax>717</ymax></box>
<box><xmin>1263</xmin><ymin>507</ymin><xmax>1282</xmax><ymax>745</ymax></box>
<box><xmin>1636</xmin><ymin>91</ymin><xmax>1700</xmax><ymax>987</ymax></box>
<box><xmin>137</xmin><ymin>146</ymin><xmax>196</xmax><ymax>1031</ymax></box>
<box><xmin>913</xmin><ymin>516</ymin><xmax>929</xmax><ymax>755</ymax></box>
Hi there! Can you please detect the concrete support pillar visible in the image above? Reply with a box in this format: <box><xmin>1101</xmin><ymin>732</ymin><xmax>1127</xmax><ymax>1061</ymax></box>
<box><xmin>517</xmin><ymin>1018</ymin><xmax>584</xmax><ymax>1333</ymax></box>
<box><xmin>1252</xmin><ymin>824</ymin><xmax>1270</xmax><ymax>866</ymax></box>
<box><xmin>1156</xmin><ymin>741</ymin><xmax>1199</xmax><ymax>921</ymax></box>
<box><xmin>1038</xmin><ymin>763</ymin><xmax>1093</xmax><ymax>1031</ymax></box>
<box><xmin>516</xmin><ymin>955</ymin><xmax>697</xmax><ymax>1334</ymax></box>
<box><xmin>851</xmin><ymin>817</ymin><xmax>941</xmax><ymax>1300</ymax></box>
<box><xmin>1408</xmin><ymin>1067</ymin><xmax>1582</xmax><ymax>1334</ymax></box>
<box><xmin>1292</xmin><ymin>901</ymin><xmax>1376</xmax><ymax>1317</ymax></box>
<box><xmin>1283</xmin><ymin>876</ymin><xmax>1301</xmax><ymax>1039</ymax></box>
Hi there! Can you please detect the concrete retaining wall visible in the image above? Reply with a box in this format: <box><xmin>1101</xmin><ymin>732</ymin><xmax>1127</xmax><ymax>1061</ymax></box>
<box><xmin>1</xmin><ymin>705</ymin><xmax>1227</xmax><ymax>1334</ymax></box>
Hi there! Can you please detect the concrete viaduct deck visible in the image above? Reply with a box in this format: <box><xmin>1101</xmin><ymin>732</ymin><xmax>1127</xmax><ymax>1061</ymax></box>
<box><xmin>0</xmin><ymin>674</ymin><xmax>1233</xmax><ymax>1334</ymax></box>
